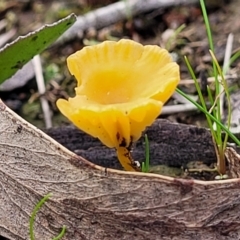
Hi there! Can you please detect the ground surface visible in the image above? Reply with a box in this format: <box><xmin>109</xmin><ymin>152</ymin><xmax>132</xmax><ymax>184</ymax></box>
<box><xmin>0</xmin><ymin>0</ymin><xmax>240</xmax><ymax>129</ymax></box>
<box><xmin>1</xmin><ymin>2</ymin><xmax>240</xmax><ymax>239</ymax></box>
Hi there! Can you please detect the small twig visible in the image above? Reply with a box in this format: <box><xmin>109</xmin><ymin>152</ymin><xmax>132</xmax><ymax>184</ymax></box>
<box><xmin>223</xmin><ymin>33</ymin><xmax>234</xmax><ymax>76</ymax></box>
<box><xmin>0</xmin><ymin>29</ymin><xmax>16</xmax><ymax>47</ymax></box>
<box><xmin>179</xmin><ymin>74</ymin><xmax>237</xmax><ymax>85</ymax></box>
<box><xmin>212</xmin><ymin>33</ymin><xmax>233</xmax><ymax>131</ymax></box>
<box><xmin>0</xmin><ymin>19</ymin><xmax>7</xmax><ymax>31</ymax></box>
<box><xmin>221</xmin><ymin>33</ymin><xmax>234</xmax><ymax>115</ymax></box>
<box><xmin>56</xmin><ymin>0</ymin><xmax>199</xmax><ymax>44</ymax></box>
<box><xmin>161</xmin><ymin>103</ymin><xmax>198</xmax><ymax>115</ymax></box>
<box><xmin>32</xmin><ymin>55</ymin><xmax>52</xmax><ymax>129</ymax></box>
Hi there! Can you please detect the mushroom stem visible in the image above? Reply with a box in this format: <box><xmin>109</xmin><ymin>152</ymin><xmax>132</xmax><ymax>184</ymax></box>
<box><xmin>116</xmin><ymin>147</ymin><xmax>141</xmax><ymax>171</ymax></box>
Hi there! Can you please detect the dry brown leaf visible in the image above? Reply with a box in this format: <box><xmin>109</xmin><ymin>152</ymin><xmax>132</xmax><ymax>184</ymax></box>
<box><xmin>225</xmin><ymin>147</ymin><xmax>240</xmax><ymax>178</ymax></box>
<box><xmin>1</xmin><ymin>99</ymin><xmax>240</xmax><ymax>239</ymax></box>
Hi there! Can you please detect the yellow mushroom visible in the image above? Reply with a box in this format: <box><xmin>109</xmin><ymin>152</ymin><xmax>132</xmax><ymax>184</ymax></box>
<box><xmin>57</xmin><ymin>39</ymin><xmax>180</xmax><ymax>171</ymax></box>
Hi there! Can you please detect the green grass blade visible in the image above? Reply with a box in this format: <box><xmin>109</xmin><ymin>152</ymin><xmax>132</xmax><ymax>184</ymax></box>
<box><xmin>29</xmin><ymin>193</ymin><xmax>66</xmax><ymax>240</ymax></box>
<box><xmin>228</xmin><ymin>50</ymin><xmax>240</xmax><ymax>70</ymax></box>
<box><xmin>200</xmin><ymin>0</ymin><xmax>221</xmax><ymax>138</ymax></box>
<box><xmin>207</xmin><ymin>86</ymin><xmax>214</xmax><ymax>112</ymax></box>
<box><xmin>142</xmin><ymin>134</ymin><xmax>150</xmax><ymax>172</ymax></box>
<box><xmin>184</xmin><ymin>57</ymin><xmax>208</xmax><ymax>111</ymax></box>
<box><xmin>184</xmin><ymin>56</ymin><xmax>218</xmax><ymax>143</ymax></box>
<box><xmin>30</xmin><ymin>193</ymin><xmax>52</xmax><ymax>240</ymax></box>
<box><xmin>200</xmin><ymin>0</ymin><xmax>214</xmax><ymax>51</ymax></box>
<box><xmin>144</xmin><ymin>134</ymin><xmax>150</xmax><ymax>172</ymax></box>
<box><xmin>176</xmin><ymin>88</ymin><xmax>240</xmax><ymax>146</ymax></box>
<box><xmin>52</xmin><ymin>226</ymin><xmax>67</xmax><ymax>240</ymax></box>
<box><xmin>210</xmin><ymin>50</ymin><xmax>231</xmax><ymax>150</ymax></box>
<box><xmin>165</xmin><ymin>24</ymin><xmax>186</xmax><ymax>51</ymax></box>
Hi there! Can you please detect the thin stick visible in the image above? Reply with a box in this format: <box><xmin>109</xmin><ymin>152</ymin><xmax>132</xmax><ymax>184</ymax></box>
<box><xmin>161</xmin><ymin>103</ymin><xmax>198</xmax><ymax>115</ymax></box>
<box><xmin>56</xmin><ymin>0</ymin><xmax>199</xmax><ymax>44</ymax></box>
<box><xmin>220</xmin><ymin>33</ymin><xmax>234</xmax><ymax>116</ymax></box>
<box><xmin>32</xmin><ymin>55</ymin><xmax>52</xmax><ymax>129</ymax></box>
<box><xmin>179</xmin><ymin>74</ymin><xmax>237</xmax><ymax>85</ymax></box>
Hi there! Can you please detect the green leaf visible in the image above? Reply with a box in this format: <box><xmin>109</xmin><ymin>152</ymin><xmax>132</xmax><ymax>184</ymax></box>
<box><xmin>0</xmin><ymin>13</ymin><xmax>76</xmax><ymax>84</ymax></box>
